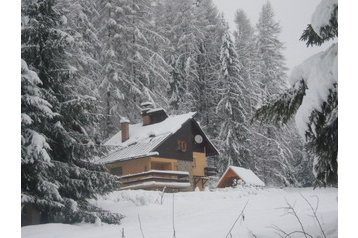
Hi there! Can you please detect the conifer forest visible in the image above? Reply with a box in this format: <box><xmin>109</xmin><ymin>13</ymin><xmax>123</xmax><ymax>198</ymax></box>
<box><xmin>21</xmin><ymin>0</ymin><xmax>338</xmax><ymax>233</ymax></box>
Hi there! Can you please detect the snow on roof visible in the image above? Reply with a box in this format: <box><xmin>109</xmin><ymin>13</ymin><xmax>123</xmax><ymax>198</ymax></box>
<box><xmin>147</xmin><ymin>107</ymin><xmax>166</xmax><ymax>113</ymax></box>
<box><xmin>99</xmin><ymin>136</ymin><xmax>165</xmax><ymax>164</ymax></box>
<box><xmin>140</xmin><ymin>101</ymin><xmax>153</xmax><ymax>107</ymax></box>
<box><xmin>120</xmin><ymin>117</ymin><xmax>130</xmax><ymax>123</ymax></box>
<box><xmin>104</xmin><ymin>112</ymin><xmax>196</xmax><ymax>147</ymax></box>
<box><xmin>99</xmin><ymin>112</ymin><xmax>197</xmax><ymax>164</ymax></box>
<box><xmin>218</xmin><ymin>166</ymin><xmax>265</xmax><ymax>187</ymax></box>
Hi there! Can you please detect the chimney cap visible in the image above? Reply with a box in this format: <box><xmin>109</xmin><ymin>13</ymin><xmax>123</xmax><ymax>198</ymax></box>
<box><xmin>140</xmin><ymin>101</ymin><xmax>154</xmax><ymax>107</ymax></box>
<box><xmin>147</xmin><ymin>107</ymin><xmax>166</xmax><ymax>114</ymax></box>
<box><xmin>120</xmin><ymin>117</ymin><xmax>130</xmax><ymax>123</ymax></box>
<box><xmin>140</xmin><ymin>107</ymin><xmax>150</xmax><ymax>113</ymax></box>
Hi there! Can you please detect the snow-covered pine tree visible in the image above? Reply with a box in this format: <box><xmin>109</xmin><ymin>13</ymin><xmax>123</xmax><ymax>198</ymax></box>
<box><xmin>154</xmin><ymin>0</ymin><xmax>198</xmax><ymax>113</ymax></box>
<box><xmin>153</xmin><ymin>0</ymin><xmax>224</xmax><ymax>169</ymax></box>
<box><xmin>256</xmin><ymin>1</ymin><xmax>287</xmax><ymax>97</ymax></box>
<box><xmin>95</xmin><ymin>0</ymin><xmax>171</xmax><ymax>135</ymax></box>
<box><xmin>191</xmin><ymin>0</ymin><xmax>226</xmax><ymax>127</ymax></box>
<box><xmin>248</xmin><ymin>2</ymin><xmax>311</xmax><ymax>186</ymax></box>
<box><xmin>21</xmin><ymin>0</ymin><xmax>122</xmax><ymax>224</ymax></box>
<box><xmin>233</xmin><ymin>9</ymin><xmax>261</xmax><ymax>114</ymax></box>
<box><xmin>57</xmin><ymin>0</ymin><xmax>104</xmax><ymax>141</ymax></box>
<box><xmin>95</xmin><ymin>0</ymin><xmax>129</xmax><ymax>138</ymax></box>
<box><xmin>230</xmin><ymin>9</ymin><xmax>264</xmax><ymax>172</ymax></box>
<box><xmin>255</xmin><ymin>0</ymin><xmax>338</xmax><ymax>186</ymax></box>
<box><xmin>121</xmin><ymin>0</ymin><xmax>171</xmax><ymax>106</ymax></box>
<box><xmin>21</xmin><ymin>59</ymin><xmax>58</xmax><ymax>221</ymax></box>
<box><xmin>155</xmin><ymin>0</ymin><xmax>225</xmax><ymax>132</ymax></box>
<box><xmin>215</xmin><ymin>24</ymin><xmax>250</xmax><ymax>172</ymax></box>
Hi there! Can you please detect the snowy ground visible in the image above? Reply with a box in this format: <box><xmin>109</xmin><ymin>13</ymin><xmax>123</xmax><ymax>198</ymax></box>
<box><xmin>22</xmin><ymin>187</ymin><xmax>337</xmax><ymax>238</ymax></box>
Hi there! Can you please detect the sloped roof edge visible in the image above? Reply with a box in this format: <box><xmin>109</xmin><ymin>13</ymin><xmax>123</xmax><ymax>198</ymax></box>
<box><xmin>99</xmin><ymin>112</ymin><xmax>198</xmax><ymax>164</ymax></box>
<box><xmin>191</xmin><ymin>119</ymin><xmax>219</xmax><ymax>156</ymax></box>
<box><xmin>217</xmin><ymin>166</ymin><xmax>265</xmax><ymax>187</ymax></box>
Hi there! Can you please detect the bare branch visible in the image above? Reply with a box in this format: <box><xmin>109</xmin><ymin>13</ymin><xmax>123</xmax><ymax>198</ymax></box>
<box><xmin>284</xmin><ymin>198</ymin><xmax>309</xmax><ymax>238</ymax></box>
<box><xmin>270</xmin><ymin>224</ymin><xmax>289</xmax><ymax>238</ymax></box>
<box><xmin>154</xmin><ymin>186</ymin><xmax>166</xmax><ymax>205</ymax></box>
<box><xmin>284</xmin><ymin>231</ymin><xmax>313</xmax><ymax>238</ymax></box>
<box><xmin>172</xmin><ymin>193</ymin><xmax>176</xmax><ymax>238</ymax></box>
<box><xmin>300</xmin><ymin>193</ymin><xmax>326</xmax><ymax>238</ymax></box>
<box><xmin>225</xmin><ymin>200</ymin><xmax>249</xmax><ymax>238</ymax></box>
<box><xmin>137</xmin><ymin>214</ymin><xmax>145</xmax><ymax>238</ymax></box>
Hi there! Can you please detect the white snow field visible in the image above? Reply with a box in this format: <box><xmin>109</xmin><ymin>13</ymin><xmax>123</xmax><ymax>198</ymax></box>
<box><xmin>22</xmin><ymin>187</ymin><xmax>337</xmax><ymax>238</ymax></box>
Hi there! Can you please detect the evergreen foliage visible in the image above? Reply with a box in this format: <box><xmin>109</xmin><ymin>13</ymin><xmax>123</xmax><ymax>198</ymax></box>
<box><xmin>21</xmin><ymin>0</ymin><xmax>326</xmax><ymax>226</ymax></box>
<box><xmin>254</xmin><ymin>0</ymin><xmax>338</xmax><ymax>186</ymax></box>
<box><xmin>256</xmin><ymin>1</ymin><xmax>287</xmax><ymax>96</ymax></box>
<box><xmin>300</xmin><ymin>4</ymin><xmax>338</xmax><ymax>47</ymax></box>
<box><xmin>254</xmin><ymin>79</ymin><xmax>307</xmax><ymax>125</ymax></box>
<box><xmin>95</xmin><ymin>0</ymin><xmax>172</xmax><ymax>137</ymax></box>
<box><xmin>21</xmin><ymin>0</ymin><xmax>122</xmax><ymax>224</ymax></box>
<box><xmin>242</xmin><ymin>2</ymin><xmax>312</xmax><ymax>186</ymax></box>
<box><xmin>306</xmin><ymin>84</ymin><xmax>337</xmax><ymax>186</ymax></box>
<box><xmin>215</xmin><ymin>25</ymin><xmax>250</xmax><ymax>171</ymax></box>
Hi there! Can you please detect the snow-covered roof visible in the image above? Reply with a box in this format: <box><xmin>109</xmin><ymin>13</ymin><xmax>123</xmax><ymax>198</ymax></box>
<box><xmin>105</xmin><ymin>112</ymin><xmax>196</xmax><ymax>147</ymax></box>
<box><xmin>120</xmin><ymin>117</ymin><xmax>130</xmax><ymax>123</ymax></box>
<box><xmin>147</xmin><ymin>107</ymin><xmax>166</xmax><ymax>113</ymax></box>
<box><xmin>140</xmin><ymin>101</ymin><xmax>153</xmax><ymax>107</ymax></box>
<box><xmin>218</xmin><ymin>166</ymin><xmax>265</xmax><ymax>187</ymax></box>
<box><xmin>99</xmin><ymin>112</ymin><xmax>197</xmax><ymax>164</ymax></box>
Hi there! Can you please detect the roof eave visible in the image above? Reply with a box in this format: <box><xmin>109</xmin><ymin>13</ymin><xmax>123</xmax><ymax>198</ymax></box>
<box><xmin>102</xmin><ymin>152</ymin><xmax>159</xmax><ymax>165</ymax></box>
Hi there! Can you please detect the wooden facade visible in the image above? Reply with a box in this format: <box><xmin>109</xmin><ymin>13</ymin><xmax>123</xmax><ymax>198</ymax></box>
<box><xmin>105</xmin><ymin>151</ymin><xmax>212</xmax><ymax>190</ymax></box>
<box><xmin>216</xmin><ymin>166</ymin><xmax>265</xmax><ymax>188</ymax></box>
<box><xmin>216</xmin><ymin>167</ymin><xmax>240</xmax><ymax>188</ymax></box>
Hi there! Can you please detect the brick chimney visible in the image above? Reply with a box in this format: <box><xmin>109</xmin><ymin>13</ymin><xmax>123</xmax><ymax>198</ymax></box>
<box><xmin>120</xmin><ymin>118</ymin><xmax>130</xmax><ymax>142</ymax></box>
<box><xmin>140</xmin><ymin>101</ymin><xmax>154</xmax><ymax>126</ymax></box>
<box><xmin>142</xmin><ymin>113</ymin><xmax>151</xmax><ymax>126</ymax></box>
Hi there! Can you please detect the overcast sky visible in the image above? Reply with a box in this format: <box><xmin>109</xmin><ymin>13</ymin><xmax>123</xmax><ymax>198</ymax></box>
<box><xmin>212</xmin><ymin>0</ymin><xmax>333</xmax><ymax>74</ymax></box>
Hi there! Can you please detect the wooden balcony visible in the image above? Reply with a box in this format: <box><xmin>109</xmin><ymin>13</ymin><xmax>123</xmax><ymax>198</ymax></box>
<box><xmin>119</xmin><ymin>170</ymin><xmax>191</xmax><ymax>191</ymax></box>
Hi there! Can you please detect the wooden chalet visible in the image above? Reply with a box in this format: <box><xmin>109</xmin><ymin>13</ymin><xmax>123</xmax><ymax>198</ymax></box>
<box><xmin>98</xmin><ymin>102</ymin><xmax>219</xmax><ymax>191</ymax></box>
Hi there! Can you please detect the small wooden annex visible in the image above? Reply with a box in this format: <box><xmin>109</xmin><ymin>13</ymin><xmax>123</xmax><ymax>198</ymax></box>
<box><xmin>217</xmin><ymin>166</ymin><xmax>265</xmax><ymax>188</ymax></box>
<box><xmin>98</xmin><ymin>102</ymin><xmax>219</xmax><ymax>191</ymax></box>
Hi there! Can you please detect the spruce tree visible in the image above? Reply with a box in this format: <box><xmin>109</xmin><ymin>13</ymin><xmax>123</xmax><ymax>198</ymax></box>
<box><xmin>95</xmin><ymin>0</ymin><xmax>171</xmax><ymax>135</ymax></box>
<box><xmin>249</xmin><ymin>2</ymin><xmax>311</xmax><ymax>186</ymax></box>
<box><xmin>191</xmin><ymin>0</ymin><xmax>226</xmax><ymax>127</ymax></box>
<box><xmin>233</xmin><ymin>9</ymin><xmax>261</xmax><ymax>114</ymax></box>
<box><xmin>21</xmin><ymin>0</ymin><xmax>122</xmax><ymax>224</ymax></box>
<box><xmin>255</xmin><ymin>0</ymin><xmax>338</xmax><ymax>186</ymax></box>
<box><xmin>153</xmin><ymin>0</ymin><xmax>225</xmax><ymax>168</ymax></box>
<box><xmin>215</xmin><ymin>25</ymin><xmax>250</xmax><ymax>171</ymax></box>
<box><xmin>154</xmin><ymin>0</ymin><xmax>198</xmax><ymax>113</ymax></box>
<box><xmin>256</xmin><ymin>1</ymin><xmax>287</xmax><ymax>97</ymax></box>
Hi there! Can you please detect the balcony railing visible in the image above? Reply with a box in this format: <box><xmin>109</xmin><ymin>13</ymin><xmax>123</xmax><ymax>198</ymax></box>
<box><xmin>119</xmin><ymin>170</ymin><xmax>191</xmax><ymax>190</ymax></box>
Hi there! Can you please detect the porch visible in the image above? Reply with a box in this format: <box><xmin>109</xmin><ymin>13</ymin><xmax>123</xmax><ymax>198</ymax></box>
<box><xmin>119</xmin><ymin>169</ymin><xmax>191</xmax><ymax>191</ymax></box>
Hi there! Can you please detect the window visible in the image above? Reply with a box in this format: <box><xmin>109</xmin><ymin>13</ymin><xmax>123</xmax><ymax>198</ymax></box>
<box><xmin>177</xmin><ymin>140</ymin><xmax>188</xmax><ymax>152</ymax></box>
<box><xmin>111</xmin><ymin>167</ymin><xmax>123</xmax><ymax>176</ymax></box>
